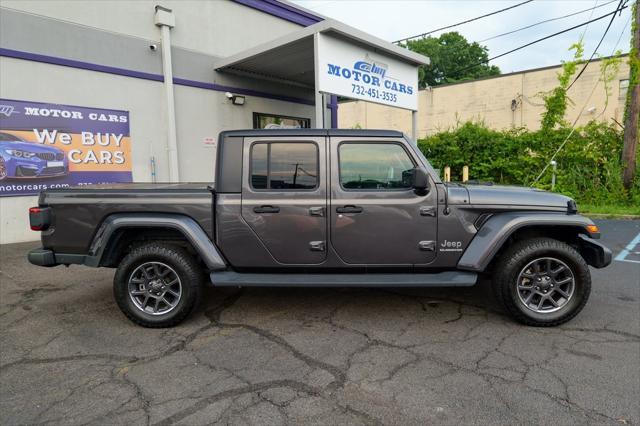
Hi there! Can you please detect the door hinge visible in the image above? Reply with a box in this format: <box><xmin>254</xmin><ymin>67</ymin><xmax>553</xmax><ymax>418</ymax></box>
<box><xmin>309</xmin><ymin>241</ymin><xmax>326</xmax><ymax>252</ymax></box>
<box><xmin>419</xmin><ymin>240</ymin><xmax>436</xmax><ymax>251</ymax></box>
<box><xmin>309</xmin><ymin>206</ymin><xmax>325</xmax><ymax>217</ymax></box>
<box><xmin>420</xmin><ymin>206</ymin><xmax>436</xmax><ymax>217</ymax></box>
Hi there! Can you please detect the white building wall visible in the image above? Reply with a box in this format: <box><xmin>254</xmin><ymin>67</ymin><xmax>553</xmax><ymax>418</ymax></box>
<box><xmin>0</xmin><ymin>57</ymin><xmax>315</xmax><ymax>244</ymax></box>
<box><xmin>0</xmin><ymin>0</ymin><xmax>301</xmax><ymax>57</ymax></box>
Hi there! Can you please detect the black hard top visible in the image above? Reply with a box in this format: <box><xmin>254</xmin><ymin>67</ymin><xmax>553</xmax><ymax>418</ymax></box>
<box><xmin>219</xmin><ymin>129</ymin><xmax>405</xmax><ymax>138</ymax></box>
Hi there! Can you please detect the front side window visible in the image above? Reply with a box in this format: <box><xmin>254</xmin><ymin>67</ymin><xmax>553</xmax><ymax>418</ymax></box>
<box><xmin>251</xmin><ymin>142</ymin><xmax>318</xmax><ymax>190</ymax></box>
<box><xmin>339</xmin><ymin>143</ymin><xmax>415</xmax><ymax>190</ymax></box>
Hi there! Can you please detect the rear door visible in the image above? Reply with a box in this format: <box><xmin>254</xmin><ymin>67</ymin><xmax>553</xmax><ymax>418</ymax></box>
<box><xmin>329</xmin><ymin>137</ymin><xmax>438</xmax><ymax>265</ymax></box>
<box><xmin>241</xmin><ymin>136</ymin><xmax>327</xmax><ymax>264</ymax></box>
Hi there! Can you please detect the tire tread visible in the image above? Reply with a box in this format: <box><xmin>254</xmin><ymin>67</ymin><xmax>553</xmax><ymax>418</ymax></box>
<box><xmin>492</xmin><ymin>237</ymin><xmax>591</xmax><ymax>327</ymax></box>
<box><xmin>113</xmin><ymin>243</ymin><xmax>202</xmax><ymax>328</ymax></box>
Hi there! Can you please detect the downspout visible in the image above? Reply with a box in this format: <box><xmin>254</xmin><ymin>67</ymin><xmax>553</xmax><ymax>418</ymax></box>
<box><xmin>155</xmin><ymin>5</ymin><xmax>180</xmax><ymax>182</ymax></box>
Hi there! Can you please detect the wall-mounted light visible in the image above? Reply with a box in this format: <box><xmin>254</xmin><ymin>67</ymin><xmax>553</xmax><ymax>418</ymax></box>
<box><xmin>225</xmin><ymin>92</ymin><xmax>245</xmax><ymax>106</ymax></box>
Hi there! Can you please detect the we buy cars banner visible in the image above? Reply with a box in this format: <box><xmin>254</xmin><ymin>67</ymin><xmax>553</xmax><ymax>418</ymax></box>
<box><xmin>0</xmin><ymin>99</ymin><xmax>132</xmax><ymax>196</ymax></box>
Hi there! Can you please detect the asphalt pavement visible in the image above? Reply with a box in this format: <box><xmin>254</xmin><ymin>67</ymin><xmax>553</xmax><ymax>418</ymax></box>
<box><xmin>0</xmin><ymin>219</ymin><xmax>638</xmax><ymax>425</ymax></box>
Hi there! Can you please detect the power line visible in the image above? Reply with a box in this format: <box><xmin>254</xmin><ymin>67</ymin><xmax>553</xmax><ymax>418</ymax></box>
<box><xmin>478</xmin><ymin>0</ymin><xmax>617</xmax><ymax>43</ymax></box>
<box><xmin>393</xmin><ymin>0</ymin><xmax>534</xmax><ymax>44</ymax></box>
<box><xmin>612</xmin><ymin>12</ymin><xmax>633</xmax><ymax>53</ymax></box>
<box><xmin>566</xmin><ymin>0</ymin><xmax>628</xmax><ymax>91</ymax></box>
<box><xmin>450</xmin><ymin>6</ymin><xmax>628</xmax><ymax>77</ymax></box>
<box><xmin>579</xmin><ymin>0</ymin><xmax>601</xmax><ymax>41</ymax></box>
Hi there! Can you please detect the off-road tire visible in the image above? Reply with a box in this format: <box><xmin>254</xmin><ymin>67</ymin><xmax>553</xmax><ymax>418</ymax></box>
<box><xmin>114</xmin><ymin>243</ymin><xmax>203</xmax><ymax>328</ymax></box>
<box><xmin>492</xmin><ymin>237</ymin><xmax>591</xmax><ymax>327</ymax></box>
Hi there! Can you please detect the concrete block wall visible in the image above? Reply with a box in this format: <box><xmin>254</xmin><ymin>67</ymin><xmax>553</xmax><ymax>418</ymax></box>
<box><xmin>339</xmin><ymin>57</ymin><xmax>630</xmax><ymax>137</ymax></box>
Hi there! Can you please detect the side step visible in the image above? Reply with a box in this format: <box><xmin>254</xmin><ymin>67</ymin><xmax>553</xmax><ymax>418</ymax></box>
<box><xmin>209</xmin><ymin>271</ymin><xmax>477</xmax><ymax>287</ymax></box>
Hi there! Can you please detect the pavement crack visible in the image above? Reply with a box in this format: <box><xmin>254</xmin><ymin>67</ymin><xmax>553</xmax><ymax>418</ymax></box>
<box><xmin>151</xmin><ymin>380</ymin><xmax>320</xmax><ymax>426</ymax></box>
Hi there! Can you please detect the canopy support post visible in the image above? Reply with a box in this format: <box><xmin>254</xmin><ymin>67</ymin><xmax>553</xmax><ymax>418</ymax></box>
<box><xmin>411</xmin><ymin>110</ymin><xmax>418</xmax><ymax>143</ymax></box>
<box><xmin>313</xmin><ymin>33</ymin><xmax>324</xmax><ymax>128</ymax></box>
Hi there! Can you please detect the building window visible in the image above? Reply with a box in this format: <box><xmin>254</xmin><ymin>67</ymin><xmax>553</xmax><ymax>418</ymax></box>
<box><xmin>338</xmin><ymin>143</ymin><xmax>415</xmax><ymax>190</ymax></box>
<box><xmin>253</xmin><ymin>113</ymin><xmax>311</xmax><ymax>129</ymax></box>
<box><xmin>250</xmin><ymin>142</ymin><xmax>318</xmax><ymax>190</ymax></box>
<box><xmin>619</xmin><ymin>79</ymin><xmax>629</xmax><ymax>100</ymax></box>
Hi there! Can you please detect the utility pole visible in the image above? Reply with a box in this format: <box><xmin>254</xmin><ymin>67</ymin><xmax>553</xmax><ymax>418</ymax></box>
<box><xmin>622</xmin><ymin>1</ymin><xmax>639</xmax><ymax>191</ymax></box>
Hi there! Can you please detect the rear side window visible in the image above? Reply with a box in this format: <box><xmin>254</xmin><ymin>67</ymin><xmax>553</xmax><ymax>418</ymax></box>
<box><xmin>339</xmin><ymin>143</ymin><xmax>415</xmax><ymax>190</ymax></box>
<box><xmin>250</xmin><ymin>142</ymin><xmax>318</xmax><ymax>190</ymax></box>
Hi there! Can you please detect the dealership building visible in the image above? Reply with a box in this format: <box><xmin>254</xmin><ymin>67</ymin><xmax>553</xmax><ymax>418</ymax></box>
<box><xmin>0</xmin><ymin>0</ymin><xmax>427</xmax><ymax>244</ymax></box>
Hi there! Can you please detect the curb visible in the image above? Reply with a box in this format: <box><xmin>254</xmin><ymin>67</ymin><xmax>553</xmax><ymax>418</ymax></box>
<box><xmin>583</xmin><ymin>213</ymin><xmax>640</xmax><ymax>220</ymax></box>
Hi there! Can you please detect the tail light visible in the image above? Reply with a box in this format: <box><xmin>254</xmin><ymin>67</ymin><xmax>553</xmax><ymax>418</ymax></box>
<box><xmin>29</xmin><ymin>207</ymin><xmax>51</xmax><ymax>231</ymax></box>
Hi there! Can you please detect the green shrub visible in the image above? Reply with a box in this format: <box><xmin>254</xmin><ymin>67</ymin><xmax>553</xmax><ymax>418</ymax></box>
<box><xmin>417</xmin><ymin>121</ymin><xmax>639</xmax><ymax>208</ymax></box>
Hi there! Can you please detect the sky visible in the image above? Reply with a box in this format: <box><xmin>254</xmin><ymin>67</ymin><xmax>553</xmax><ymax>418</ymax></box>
<box><xmin>290</xmin><ymin>0</ymin><xmax>633</xmax><ymax>74</ymax></box>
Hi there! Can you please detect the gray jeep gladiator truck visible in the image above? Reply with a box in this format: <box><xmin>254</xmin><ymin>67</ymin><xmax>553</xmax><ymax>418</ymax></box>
<box><xmin>28</xmin><ymin>129</ymin><xmax>612</xmax><ymax>328</ymax></box>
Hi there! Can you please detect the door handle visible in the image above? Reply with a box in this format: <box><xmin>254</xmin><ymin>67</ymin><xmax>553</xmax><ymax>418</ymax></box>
<box><xmin>420</xmin><ymin>206</ymin><xmax>436</xmax><ymax>217</ymax></box>
<box><xmin>309</xmin><ymin>206</ymin><xmax>325</xmax><ymax>217</ymax></box>
<box><xmin>336</xmin><ymin>205</ymin><xmax>363</xmax><ymax>214</ymax></box>
<box><xmin>253</xmin><ymin>205</ymin><xmax>280</xmax><ymax>213</ymax></box>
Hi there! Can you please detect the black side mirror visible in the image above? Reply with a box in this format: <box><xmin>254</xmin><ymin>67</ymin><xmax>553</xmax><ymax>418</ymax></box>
<box><xmin>410</xmin><ymin>168</ymin><xmax>430</xmax><ymax>194</ymax></box>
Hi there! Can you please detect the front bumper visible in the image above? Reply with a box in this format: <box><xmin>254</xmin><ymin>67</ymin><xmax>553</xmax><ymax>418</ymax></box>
<box><xmin>5</xmin><ymin>157</ymin><xmax>68</xmax><ymax>178</ymax></box>
<box><xmin>577</xmin><ymin>234</ymin><xmax>612</xmax><ymax>268</ymax></box>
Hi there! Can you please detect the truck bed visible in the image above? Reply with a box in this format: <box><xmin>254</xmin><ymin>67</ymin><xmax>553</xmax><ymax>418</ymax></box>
<box><xmin>39</xmin><ymin>183</ymin><xmax>214</xmax><ymax>254</ymax></box>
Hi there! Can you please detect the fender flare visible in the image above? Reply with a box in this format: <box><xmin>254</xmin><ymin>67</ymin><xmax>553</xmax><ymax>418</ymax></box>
<box><xmin>88</xmin><ymin>213</ymin><xmax>227</xmax><ymax>271</ymax></box>
<box><xmin>457</xmin><ymin>212</ymin><xmax>598</xmax><ymax>272</ymax></box>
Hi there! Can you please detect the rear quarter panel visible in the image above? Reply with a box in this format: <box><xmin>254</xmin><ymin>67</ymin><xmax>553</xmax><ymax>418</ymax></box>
<box><xmin>40</xmin><ymin>188</ymin><xmax>213</xmax><ymax>254</ymax></box>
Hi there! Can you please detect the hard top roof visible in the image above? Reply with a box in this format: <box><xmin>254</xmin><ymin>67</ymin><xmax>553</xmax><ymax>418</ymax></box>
<box><xmin>219</xmin><ymin>129</ymin><xmax>405</xmax><ymax>138</ymax></box>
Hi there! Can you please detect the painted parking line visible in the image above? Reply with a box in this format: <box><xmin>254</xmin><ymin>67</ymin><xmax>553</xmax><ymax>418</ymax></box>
<box><xmin>614</xmin><ymin>232</ymin><xmax>640</xmax><ymax>264</ymax></box>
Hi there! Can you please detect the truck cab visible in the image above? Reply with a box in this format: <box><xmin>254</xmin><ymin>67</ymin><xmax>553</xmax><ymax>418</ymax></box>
<box><xmin>216</xmin><ymin>129</ymin><xmax>443</xmax><ymax>270</ymax></box>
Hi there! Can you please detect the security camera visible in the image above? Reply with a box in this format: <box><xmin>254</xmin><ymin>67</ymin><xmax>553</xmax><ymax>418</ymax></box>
<box><xmin>149</xmin><ymin>44</ymin><xmax>158</xmax><ymax>51</ymax></box>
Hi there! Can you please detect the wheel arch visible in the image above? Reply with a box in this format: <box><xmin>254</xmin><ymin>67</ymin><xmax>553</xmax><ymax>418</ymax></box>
<box><xmin>457</xmin><ymin>212</ymin><xmax>603</xmax><ymax>272</ymax></box>
<box><xmin>89</xmin><ymin>213</ymin><xmax>227</xmax><ymax>271</ymax></box>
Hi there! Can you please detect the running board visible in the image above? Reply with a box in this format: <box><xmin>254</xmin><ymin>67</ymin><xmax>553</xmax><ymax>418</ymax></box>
<box><xmin>209</xmin><ymin>271</ymin><xmax>477</xmax><ymax>287</ymax></box>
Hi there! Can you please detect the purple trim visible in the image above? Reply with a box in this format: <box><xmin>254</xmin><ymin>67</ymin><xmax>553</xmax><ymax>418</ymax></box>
<box><xmin>0</xmin><ymin>47</ymin><xmax>163</xmax><ymax>82</ymax></box>
<box><xmin>329</xmin><ymin>95</ymin><xmax>338</xmax><ymax>128</ymax></box>
<box><xmin>1</xmin><ymin>48</ymin><xmax>314</xmax><ymax>106</ymax></box>
<box><xmin>230</xmin><ymin>0</ymin><xmax>322</xmax><ymax>26</ymax></box>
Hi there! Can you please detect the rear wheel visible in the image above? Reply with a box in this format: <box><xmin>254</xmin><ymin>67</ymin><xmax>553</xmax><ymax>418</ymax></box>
<box><xmin>492</xmin><ymin>237</ymin><xmax>591</xmax><ymax>326</ymax></box>
<box><xmin>114</xmin><ymin>243</ymin><xmax>203</xmax><ymax>327</ymax></box>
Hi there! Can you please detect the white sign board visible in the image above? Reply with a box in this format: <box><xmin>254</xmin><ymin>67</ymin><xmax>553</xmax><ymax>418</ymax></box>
<box><xmin>316</xmin><ymin>33</ymin><xmax>419</xmax><ymax>111</ymax></box>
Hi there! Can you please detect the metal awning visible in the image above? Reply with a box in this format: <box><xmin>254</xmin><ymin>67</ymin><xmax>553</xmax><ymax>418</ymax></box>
<box><xmin>213</xmin><ymin>19</ymin><xmax>429</xmax><ymax>89</ymax></box>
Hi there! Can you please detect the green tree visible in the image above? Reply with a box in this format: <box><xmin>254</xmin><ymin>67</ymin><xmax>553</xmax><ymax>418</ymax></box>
<box><xmin>402</xmin><ymin>32</ymin><xmax>500</xmax><ymax>88</ymax></box>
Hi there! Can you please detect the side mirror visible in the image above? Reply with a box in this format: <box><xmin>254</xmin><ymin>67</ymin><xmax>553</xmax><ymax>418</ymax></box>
<box><xmin>410</xmin><ymin>168</ymin><xmax>430</xmax><ymax>194</ymax></box>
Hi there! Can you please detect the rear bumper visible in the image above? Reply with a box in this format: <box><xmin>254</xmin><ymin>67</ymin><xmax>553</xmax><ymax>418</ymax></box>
<box><xmin>577</xmin><ymin>234</ymin><xmax>612</xmax><ymax>268</ymax></box>
<box><xmin>28</xmin><ymin>248</ymin><xmax>57</xmax><ymax>267</ymax></box>
<box><xmin>28</xmin><ymin>248</ymin><xmax>90</xmax><ymax>267</ymax></box>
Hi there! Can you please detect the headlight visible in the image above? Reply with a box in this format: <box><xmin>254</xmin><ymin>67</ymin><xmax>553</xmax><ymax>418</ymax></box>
<box><xmin>5</xmin><ymin>149</ymin><xmax>36</xmax><ymax>158</ymax></box>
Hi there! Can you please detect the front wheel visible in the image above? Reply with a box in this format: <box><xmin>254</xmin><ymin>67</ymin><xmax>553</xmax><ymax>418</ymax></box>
<box><xmin>114</xmin><ymin>243</ymin><xmax>203</xmax><ymax>327</ymax></box>
<box><xmin>492</xmin><ymin>237</ymin><xmax>591</xmax><ymax>327</ymax></box>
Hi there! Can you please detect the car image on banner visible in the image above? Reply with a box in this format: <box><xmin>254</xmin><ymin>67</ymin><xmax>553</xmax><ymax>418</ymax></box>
<box><xmin>0</xmin><ymin>99</ymin><xmax>132</xmax><ymax>196</ymax></box>
<box><xmin>0</xmin><ymin>132</ymin><xmax>69</xmax><ymax>180</ymax></box>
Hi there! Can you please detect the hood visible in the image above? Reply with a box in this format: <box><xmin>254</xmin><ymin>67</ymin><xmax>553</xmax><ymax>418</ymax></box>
<box><xmin>458</xmin><ymin>183</ymin><xmax>573</xmax><ymax>208</ymax></box>
<box><xmin>0</xmin><ymin>141</ymin><xmax>64</xmax><ymax>154</ymax></box>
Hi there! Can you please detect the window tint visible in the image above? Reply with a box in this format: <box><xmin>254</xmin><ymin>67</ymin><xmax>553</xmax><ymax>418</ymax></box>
<box><xmin>339</xmin><ymin>143</ymin><xmax>415</xmax><ymax>190</ymax></box>
<box><xmin>250</xmin><ymin>142</ymin><xmax>318</xmax><ymax>190</ymax></box>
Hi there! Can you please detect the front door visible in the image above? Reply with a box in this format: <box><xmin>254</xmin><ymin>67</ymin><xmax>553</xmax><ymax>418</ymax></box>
<box><xmin>329</xmin><ymin>138</ymin><xmax>438</xmax><ymax>265</ymax></box>
<box><xmin>241</xmin><ymin>136</ymin><xmax>327</xmax><ymax>265</ymax></box>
